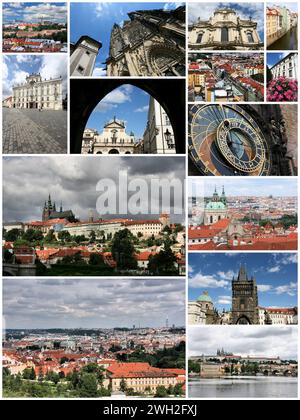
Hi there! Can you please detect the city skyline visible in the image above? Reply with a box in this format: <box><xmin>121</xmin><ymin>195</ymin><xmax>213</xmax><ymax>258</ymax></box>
<box><xmin>189</xmin><ymin>178</ymin><xmax>298</xmax><ymax>197</ymax></box>
<box><xmin>3</xmin><ymin>2</ymin><xmax>68</xmax><ymax>24</ymax></box>
<box><xmin>189</xmin><ymin>253</ymin><xmax>298</xmax><ymax>311</ymax></box>
<box><xmin>3</xmin><ymin>278</ymin><xmax>185</xmax><ymax>329</ymax></box>
<box><xmin>3</xmin><ymin>54</ymin><xmax>68</xmax><ymax>98</ymax></box>
<box><xmin>189</xmin><ymin>326</ymin><xmax>298</xmax><ymax>360</ymax></box>
<box><xmin>3</xmin><ymin>156</ymin><xmax>185</xmax><ymax>223</ymax></box>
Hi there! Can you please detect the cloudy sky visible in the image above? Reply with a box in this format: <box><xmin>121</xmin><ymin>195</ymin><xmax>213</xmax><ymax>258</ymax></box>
<box><xmin>189</xmin><ymin>253</ymin><xmax>298</xmax><ymax>311</ymax></box>
<box><xmin>267</xmin><ymin>52</ymin><xmax>298</xmax><ymax>68</ymax></box>
<box><xmin>86</xmin><ymin>85</ymin><xmax>150</xmax><ymax>140</ymax></box>
<box><xmin>188</xmin><ymin>2</ymin><xmax>264</xmax><ymax>40</ymax></box>
<box><xmin>3</xmin><ymin>156</ymin><xmax>185</xmax><ymax>223</ymax></box>
<box><xmin>189</xmin><ymin>326</ymin><xmax>298</xmax><ymax>359</ymax></box>
<box><xmin>3</xmin><ymin>2</ymin><xmax>67</xmax><ymax>23</ymax></box>
<box><xmin>3</xmin><ymin>278</ymin><xmax>185</xmax><ymax>329</ymax></box>
<box><xmin>3</xmin><ymin>55</ymin><xmax>68</xmax><ymax>98</ymax></box>
<box><xmin>70</xmin><ymin>2</ymin><xmax>183</xmax><ymax>76</ymax></box>
<box><xmin>189</xmin><ymin>177</ymin><xmax>298</xmax><ymax>197</ymax></box>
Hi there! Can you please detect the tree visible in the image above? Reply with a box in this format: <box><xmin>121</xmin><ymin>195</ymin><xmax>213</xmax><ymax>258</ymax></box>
<box><xmin>4</xmin><ymin>228</ymin><xmax>21</xmax><ymax>242</ymax></box>
<box><xmin>89</xmin><ymin>253</ymin><xmax>104</xmax><ymax>266</ymax></box>
<box><xmin>155</xmin><ymin>385</ymin><xmax>168</xmax><ymax>398</ymax></box>
<box><xmin>78</xmin><ymin>373</ymin><xmax>99</xmax><ymax>398</ymax></box>
<box><xmin>148</xmin><ymin>239</ymin><xmax>177</xmax><ymax>275</ymax></box>
<box><xmin>111</xmin><ymin>229</ymin><xmax>137</xmax><ymax>270</ymax></box>
<box><xmin>173</xmin><ymin>383</ymin><xmax>184</xmax><ymax>396</ymax></box>
<box><xmin>89</xmin><ymin>230</ymin><xmax>96</xmax><ymax>242</ymax></box>
<box><xmin>44</xmin><ymin>229</ymin><xmax>56</xmax><ymax>243</ymax></box>
<box><xmin>23</xmin><ymin>229</ymin><xmax>43</xmax><ymax>243</ymax></box>
<box><xmin>120</xmin><ymin>378</ymin><xmax>127</xmax><ymax>392</ymax></box>
<box><xmin>58</xmin><ymin>230</ymin><xmax>71</xmax><ymax>242</ymax></box>
<box><xmin>23</xmin><ymin>367</ymin><xmax>36</xmax><ymax>380</ymax></box>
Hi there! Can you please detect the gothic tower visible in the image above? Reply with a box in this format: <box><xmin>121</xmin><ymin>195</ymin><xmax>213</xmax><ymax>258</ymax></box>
<box><xmin>231</xmin><ymin>264</ymin><xmax>259</xmax><ymax>324</ymax></box>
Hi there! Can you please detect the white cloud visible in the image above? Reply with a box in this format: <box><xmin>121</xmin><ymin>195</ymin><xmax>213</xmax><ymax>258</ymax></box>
<box><xmin>93</xmin><ymin>67</ymin><xmax>107</xmax><ymax>77</ymax></box>
<box><xmin>218</xmin><ymin>295</ymin><xmax>231</xmax><ymax>305</ymax></box>
<box><xmin>275</xmin><ymin>282</ymin><xmax>297</xmax><ymax>296</ymax></box>
<box><xmin>257</xmin><ymin>284</ymin><xmax>272</xmax><ymax>292</ymax></box>
<box><xmin>268</xmin><ymin>265</ymin><xmax>280</xmax><ymax>273</ymax></box>
<box><xmin>189</xmin><ymin>272</ymin><xmax>229</xmax><ymax>289</ymax></box>
<box><xmin>217</xmin><ymin>270</ymin><xmax>234</xmax><ymax>280</ymax></box>
<box><xmin>134</xmin><ymin>105</ymin><xmax>149</xmax><ymax>113</ymax></box>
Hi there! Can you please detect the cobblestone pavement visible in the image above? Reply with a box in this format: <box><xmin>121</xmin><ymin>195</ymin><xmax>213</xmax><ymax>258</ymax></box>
<box><xmin>2</xmin><ymin>109</ymin><xmax>67</xmax><ymax>154</ymax></box>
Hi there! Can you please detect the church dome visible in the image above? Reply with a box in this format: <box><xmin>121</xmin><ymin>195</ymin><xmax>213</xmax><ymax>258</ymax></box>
<box><xmin>197</xmin><ymin>292</ymin><xmax>213</xmax><ymax>303</ymax></box>
<box><xmin>206</xmin><ymin>201</ymin><xmax>226</xmax><ymax>210</ymax></box>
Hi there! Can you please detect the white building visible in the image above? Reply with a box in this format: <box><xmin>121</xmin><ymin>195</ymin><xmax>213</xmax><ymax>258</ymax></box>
<box><xmin>70</xmin><ymin>36</ymin><xmax>102</xmax><ymax>77</ymax></box>
<box><xmin>81</xmin><ymin>117</ymin><xmax>136</xmax><ymax>154</ymax></box>
<box><xmin>143</xmin><ymin>97</ymin><xmax>176</xmax><ymax>154</ymax></box>
<box><xmin>258</xmin><ymin>307</ymin><xmax>298</xmax><ymax>325</ymax></box>
<box><xmin>12</xmin><ymin>73</ymin><xmax>63</xmax><ymax>110</ymax></box>
<box><xmin>270</xmin><ymin>52</ymin><xmax>298</xmax><ymax>80</ymax></box>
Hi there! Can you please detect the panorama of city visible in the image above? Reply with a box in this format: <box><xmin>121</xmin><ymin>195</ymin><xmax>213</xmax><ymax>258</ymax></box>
<box><xmin>1</xmin><ymin>0</ymin><xmax>299</xmax><ymax>402</ymax></box>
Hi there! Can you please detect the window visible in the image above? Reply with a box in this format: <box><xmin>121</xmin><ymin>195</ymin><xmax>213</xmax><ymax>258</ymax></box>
<box><xmin>77</xmin><ymin>65</ymin><xmax>85</xmax><ymax>74</ymax></box>
<box><xmin>221</xmin><ymin>27</ymin><xmax>229</xmax><ymax>42</ymax></box>
<box><xmin>86</xmin><ymin>51</ymin><xmax>90</xmax><ymax>56</ymax></box>
<box><xmin>196</xmin><ymin>33</ymin><xmax>203</xmax><ymax>43</ymax></box>
<box><xmin>247</xmin><ymin>32</ymin><xmax>254</xmax><ymax>43</ymax></box>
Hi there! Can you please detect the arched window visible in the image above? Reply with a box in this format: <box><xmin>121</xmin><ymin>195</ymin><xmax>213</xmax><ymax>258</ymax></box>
<box><xmin>247</xmin><ymin>32</ymin><xmax>254</xmax><ymax>43</ymax></box>
<box><xmin>196</xmin><ymin>33</ymin><xmax>203</xmax><ymax>43</ymax></box>
<box><xmin>221</xmin><ymin>27</ymin><xmax>229</xmax><ymax>42</ymax></box>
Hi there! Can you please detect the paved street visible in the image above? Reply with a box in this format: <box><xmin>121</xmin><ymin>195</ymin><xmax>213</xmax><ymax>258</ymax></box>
<box><xmin>3</xmin><ymin>109</ymin><xmax>67</xmax><ymax>154</ymax></box>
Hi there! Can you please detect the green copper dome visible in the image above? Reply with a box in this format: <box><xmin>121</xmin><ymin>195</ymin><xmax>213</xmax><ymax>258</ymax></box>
<box><xmin>197</xmin><ymin>292</ymin><xmax>213</xmax><ymax>303</ymax></box>
<box><xmin>206</xmin><ymin>201</ymin><xmax>226</xmax><ymax>210</ymax></box>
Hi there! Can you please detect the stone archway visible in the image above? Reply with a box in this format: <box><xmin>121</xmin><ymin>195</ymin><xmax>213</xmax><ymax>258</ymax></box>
<box><xmin>108</xmin><ymin>149</ymin><xmax>119</xmax><ymax>154</ymax></box>
<box><xmin>70</xmin><ymin>79</ymin><xmax>185</xmax><ymax>154</ymax></box>
<box><xmin>236</xmin><ymin>315</ymin><xmax>251</xmax><ymax>325</ymax></box>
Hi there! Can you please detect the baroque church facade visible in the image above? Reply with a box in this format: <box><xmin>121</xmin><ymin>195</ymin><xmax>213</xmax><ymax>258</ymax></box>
<box><xmin>188</xmin><ymin>8</ymin><xmax>263</xmax><ymax>50</ymax></box>
<box><xmin>203</xmin><ymin>186</ymin><xmax>228</xmax><ymax>225</ymax></box>
<box><xmin>12</xmin><ymin>74</ymin><xmax>63</xmax><ymax>110</ymax></box>
<box><xmin>106</xmin><ymin>6</ymin><xmax>186</xmax><ymax>76</ymax></box>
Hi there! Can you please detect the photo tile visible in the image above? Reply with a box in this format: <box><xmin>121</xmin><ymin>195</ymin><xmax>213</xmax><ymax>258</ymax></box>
<box><xmin>70</xmin><ymin>78</ymin><xmax>185</xmax><ymax>155</ymax></box>
<box><xmin>70</xmin><ymin>2</ymin><xmax>186</xmax><ymax>77</ymax></box>
<box><xmin>188</xmin><ymin>252</ymin><xmax>297</xmax><ymax>325</ymax></box>
<box><xmin>2</xmin><ymin>277</ymin><xmax>186</xmax><ymax>398</ymax></box>
<box><xmin>0</xmin><ymin>0</ymin><xmax>299</xmax><ymax>401</ymax></box>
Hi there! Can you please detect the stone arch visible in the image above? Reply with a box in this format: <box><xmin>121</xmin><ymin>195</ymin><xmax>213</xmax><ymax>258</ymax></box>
<box><xmin>70</xmin><ymin>79</ymin><xmax>185</xmax><ymax>153</ymax></box>
<box><xmin>236</xmin><ymin>315</ymin><xmax>251</xmax><ymax>325</ymax></box>
<box><xmin>108</xmin><ymin>149</ymin><xmax>119</xmax><ymax>154</ymax></box>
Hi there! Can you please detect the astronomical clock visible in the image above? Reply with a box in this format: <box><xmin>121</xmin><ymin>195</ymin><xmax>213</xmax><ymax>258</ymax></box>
<box><xmin>188</xmin><ymin>104</ymin><xmax>272</xmax><ymax>176</ymax></box>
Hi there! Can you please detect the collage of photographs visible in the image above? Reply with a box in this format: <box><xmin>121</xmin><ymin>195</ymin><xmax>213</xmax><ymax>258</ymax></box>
<box><xmin>0</xmin><ymin>0</ymin><xmax>299</xmax><ymax>400</ymax></box>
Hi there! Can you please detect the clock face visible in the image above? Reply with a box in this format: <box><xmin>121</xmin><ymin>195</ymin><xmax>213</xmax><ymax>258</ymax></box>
<box><xmin>188</xmin><ymin>104</ymin><xmax>271</xmax><ymax>176</ymax></box>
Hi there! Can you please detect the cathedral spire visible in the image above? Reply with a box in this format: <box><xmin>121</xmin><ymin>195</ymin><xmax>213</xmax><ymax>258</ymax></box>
<box><xmin>237</xmin><ymin>264</ymin><xmax>248</xmax><ymax>282</ymax></box>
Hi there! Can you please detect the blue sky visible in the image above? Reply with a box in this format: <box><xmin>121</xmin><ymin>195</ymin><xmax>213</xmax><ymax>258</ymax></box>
<box><xmin>3</xmin><ymin>55</ymin><xmax>68</xmax><ymax>98</ymax></box>
<box><xmin>189</xmin><ymin>253</ymin><xmax>298</xmax><ymax>311</ymax></box>
<box><xmin>3</xmin><ymin>2</ymin><xmax>67</xmax><ymax>23</ymax></box>
<box><xmin>189</xmin><ymin>177</ymin><xmax>298</xmax><ymax>197</ymax></box>
<box><xmin>85</xmin><ymin>84</ymin><xmax>150</xmax><ymax>139</ymax></box>
<box><xmin>70</xmin><ymin>2</ymin><xmax>182</xmax><ymax>76</ymax></box>
<box><xmin>267</xmin><ymin>2</ymin><xmax>298</xmax><ymax>13</ymax></box>
<box><xmin>188</xmin><ymin>3</ymin><xmax>265</xmax><ymax>41</ymax></box>
<box><xmin>267</xmin><ymin>52</ymin><xmax>298</xmax><ymax>68</ymax></box>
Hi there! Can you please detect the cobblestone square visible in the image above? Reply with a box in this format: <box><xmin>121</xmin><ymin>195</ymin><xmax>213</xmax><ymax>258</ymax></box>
<box><xmin>3</xmin><ymin>109</ymin><xmax>67</xmax><ymax>154</ymax></box>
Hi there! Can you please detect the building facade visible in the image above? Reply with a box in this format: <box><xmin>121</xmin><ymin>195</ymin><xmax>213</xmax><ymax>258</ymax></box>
<box><xmin>106</xmin><ymin>6</ymin><xmax>185</xmax><ymax>76</ymax></box>
<box><xmin>189</xmin><ymin>8</ymin><xmax>263</xmax><ymax>50</ymax></box>
<box><xmin>12</xmin><ymin>74</ymin><xmax>63</xmax><ymax>110</ymax></box>
<box><xmin>270</xmin><ymin>52</ymin><xmax>298</xmax><ymax>80</ymax></box>
<box><xmin>259</xmin><ymin>307</ymin><xmax>298</xmax><ymax>325</ymax></box>
<box><xmin>204</xmin><ymin>187</ymin><xmax>228</xmax><ymax>225</ymax></box>
<box><xmin>70</xmin><ymin>36</ymin><xmax>102</xmax><ymax>77</ymax></box>
<box><xmin>232</xmin><ymin>265</ymin><xmax>259</xmax><ymax>324</ymax></box>
<box><xmin>188</xmin><ymin>291</ymin><xmax>216</xmax><ymax>325</ymax></box>
<box><xmin>143</xmin><ymin>97</ymin><xmax>176</xmax><ymax>154</ymax></box>
<box><xmin>81</xmin><ymin>117</ymin><xmax>136</xmax><ymax>154</ymax></box>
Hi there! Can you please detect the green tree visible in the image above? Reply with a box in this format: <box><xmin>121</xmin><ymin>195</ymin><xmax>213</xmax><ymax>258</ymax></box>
<box><xmin>44</xmin><ymin>229</ymin><xmax>56</xmax><ymax>243</ymax></box>
<box><xmin>148</xmin><ymin>239</ymin><xmax>177</xmax><ymax>275</ymax></box>
<box><xmin>4</xmin><ymin>228</ymin><xmax>22</xmax><ymax>242</ymax></box>
<box><xmin>111</xmin><ymin>229</ymin><xmax>137</xmax><ymax>270</ymax></box>
<box><xmin>78</xmin><ymin>373</ymin><xmax>99</xmax><ymax>397</ymax></box>
<box><xmin>155</xmin><ymin>385</ymin><xmax>168</xmax><ymax>398</ymax></box>
<box><xmin>89</xmin><ymin>253</ymin><xmax>104</xmax><ymax>266</ymax></box>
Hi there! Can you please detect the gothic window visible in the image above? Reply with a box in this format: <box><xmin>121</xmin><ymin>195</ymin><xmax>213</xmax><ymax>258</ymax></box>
<box><xmin>210</xmin><ymin>216</ymin><xmax>213</xmax><ymax>224</ymax></box>
<box><xmin>221</xmin><ymin>27</ymin><xmax>229</xmax><ymax>42</ymax></box>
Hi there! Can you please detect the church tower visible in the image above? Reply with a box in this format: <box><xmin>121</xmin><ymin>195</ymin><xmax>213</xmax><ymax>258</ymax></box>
<box><xmin>231</xmin><ymin>264</ymin><xmax>259</xmax><ymax>324</ymax></box>
<box><xmin>70</xmin><ymin>36</ymin><xmax>102</xmax><ymax>77</ymax></box>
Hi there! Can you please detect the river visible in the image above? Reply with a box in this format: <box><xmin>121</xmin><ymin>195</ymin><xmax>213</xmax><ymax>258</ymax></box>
<box><xmin>189</xmin><ymin>376</ymin><xmax>298</xmax><ymax>398</ymax></box>
<box><xmin>268</xmin><ymin>27</ymin><xmax>298</xmax><ymax>50</ymax></box>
